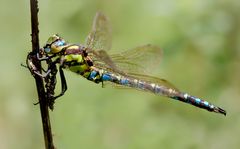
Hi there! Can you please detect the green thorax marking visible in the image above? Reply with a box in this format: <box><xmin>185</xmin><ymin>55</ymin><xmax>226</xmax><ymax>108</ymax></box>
<box><xmin>62</xmin><ymin>45</ymin><xmax>93</xmax><ymax>78</ymax></box>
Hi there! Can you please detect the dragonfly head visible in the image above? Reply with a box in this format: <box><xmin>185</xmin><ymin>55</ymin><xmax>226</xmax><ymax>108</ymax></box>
<box><xmin>43</xmin><ymin>34</ymin><xmax>67</xmax><ymax>54</ymax></box>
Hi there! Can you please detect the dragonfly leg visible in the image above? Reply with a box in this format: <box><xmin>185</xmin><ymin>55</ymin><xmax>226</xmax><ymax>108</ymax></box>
<box><xmin>34</xmin><ymin>69</ymin><xmax>52</xmax><ymax>78</ymax></box>
<box><xmin>57</xmin><ymin>65</ymin><xmax>67</xmax><ymax>98</ymax></box>
<box><xmin>47</xmin><ymin>65</ymin><xmax>67</xmax><ymax>110</ymax></box>
<box><xmin>26</xmin><ymin>51</ymin><xmax>53</xmax><ymax>78</ymax></box>
<box><xmin>21</xmin><ymin>63</ymin><xmax>28</xmax><ymax>68</ymax></box>
<box><xmin>50</xmin><ymin>65</ymin><xmax>68</xmax><ymax>101</ymax></box>
<box><xmin>21</xmin><ymin>63</ymin><xmax>47</xmax><ymax>73</ymax></box>
<box><xmin>30</xmin><ymin>68</ymin><xmax>54</xmax><ymax>108</ymax></box>
<box><xmin>101</xmin><ymin>81</ymin><xmax>104</xmax><ymax>88</ymax></box>
<box><xmin>36</xmin><ymin>52</ymin><xmax>56</xmax><ymax>61</ymax></box>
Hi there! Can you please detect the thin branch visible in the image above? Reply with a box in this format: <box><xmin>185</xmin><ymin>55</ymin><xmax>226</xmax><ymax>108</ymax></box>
<box><xmin>29</xmin><ymin>0</ymin><xmax>55</xmax><ymax>148</ymax></box>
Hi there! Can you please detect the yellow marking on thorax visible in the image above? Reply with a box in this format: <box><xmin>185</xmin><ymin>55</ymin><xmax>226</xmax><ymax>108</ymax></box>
<box><xmin>67</xmin><ymin>45</ymin><xmax>79</xmax><ymax>49</ymax></box>
<box><xmin>64</xmin><ymin>54</ymin><xmax>83</xmax><ymax>63</ymax></box>
<box><xmin>51</xmin><ymin>45</ymin><xmax>68</xmax><ymax>53</ymax></box>
<box><xmin>68</xmin><ymin>64</ymin><xmax>88</xmax><ymax>73</ymax></box>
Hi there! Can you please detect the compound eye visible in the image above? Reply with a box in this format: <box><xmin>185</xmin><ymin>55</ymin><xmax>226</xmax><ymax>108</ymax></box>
<box><xmin>43</xmin><ymin>44</ymin><xmax>51</xmax><ymax>53</ymax></box>
<box><xmin>56</xmin><ymin>40</ymin><xmax>65</xmax><ymax>46</ymax></box>
<box><xmin>44</xmin><ymin>47</ymin><xmax>51</xmax><ymax>53</ymax></box>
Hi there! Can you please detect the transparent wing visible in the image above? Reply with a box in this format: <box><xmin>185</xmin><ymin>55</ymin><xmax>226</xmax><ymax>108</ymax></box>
<box><xmin>85</xmin><ymin>12</ymin><xmax>112</xmax><ymax>51</ymax></box>
<box><xmin>93</xmin><ymin>44</ymin><xmax>163</xmax><ymax>75</ymax></box>
<box><xmin>110</xmin><ymin>44</ymin><xmax>163</xmax><ymax>75</ymax></box>
<box><xmin>91</xmin><ymin>44</ymin><xmax>179</xmax><ymax>91</ymax></box>
<box><xmin>126</xmin><ymin>73</ymin><xmax>179</xmax><ymax>91</ymax></box>
<box><xmin>85</xmin><ymin>13</ymin><xmax>177</xmax><ymax>90</ymax></box>
<box><xmin>90</xmin><ymin>50</ymin><xmax>119</xmax><ymax>72</ymax></box>
<box><xmin>85</xmin><ymin>13</ymin><xmax>161</xmax><ymax>75</ymax></box>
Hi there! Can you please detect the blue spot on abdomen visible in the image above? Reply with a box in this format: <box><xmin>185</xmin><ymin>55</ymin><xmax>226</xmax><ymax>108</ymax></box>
<box><xmin>120</xmin><ymin>78</ymin><xmax>129</xmax><ymax>85</ymax></box>
<box><xmin>102</xmin><ymin>73</ymin><xmax>112</xmax><ymax>81</ymax></box>
<box><xmin>89</xmin><ymin>71</ymin><xmax>97</xmax><ymax>80</ymax></box>
<box><xmin>203</xmin><ymin>101</ymin><xmax>209</xmax><ymax>107</ymax></box>
<box><xmin>195</xmin><ymin>98</ymin><xmax>201</xmax><ymax>104</ymax></box>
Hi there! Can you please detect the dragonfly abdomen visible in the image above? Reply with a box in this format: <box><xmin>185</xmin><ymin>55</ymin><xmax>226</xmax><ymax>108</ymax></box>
<box><xmin>97</xmin><ymin>71</ymin><xmax>226</xmax><ymax>115</ymax></box>
<box><xmin>100</xmin><ymin>71</ymin><xmax>172</xmax><ymax>95</ymax></box>
<box><xmin>171</xmin><ymin>93</ymin><xmax>226</xmax><ymax>115</ymax></box>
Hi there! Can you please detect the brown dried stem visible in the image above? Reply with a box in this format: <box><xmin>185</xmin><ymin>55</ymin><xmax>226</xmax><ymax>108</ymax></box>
<box><xmin>29</xmin><ymin>0</ymin><xmax>55</xmax><ymax>148</ymax></box>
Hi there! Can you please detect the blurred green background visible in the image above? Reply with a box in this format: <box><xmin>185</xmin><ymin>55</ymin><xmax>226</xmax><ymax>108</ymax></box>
<box><xmin>0</xmin><ymin>0</ymin><xmax>239</xmax><ymax>149</ymax></box>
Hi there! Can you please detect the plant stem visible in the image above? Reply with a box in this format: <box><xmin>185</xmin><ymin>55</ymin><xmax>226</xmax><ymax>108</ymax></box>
<box><xmin>29</xmin><ymin>0</ymin><xmax>55</xmax><ymax>148</ymax></box>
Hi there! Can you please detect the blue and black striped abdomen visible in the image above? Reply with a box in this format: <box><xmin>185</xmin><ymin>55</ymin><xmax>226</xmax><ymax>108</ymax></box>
<box><xmin>88</xmin><ymin>70</ymin><xmax>226</xmax><ymax>115</ymax></box>
<box><xmin>172</xmin><ymin>93</ymin><xmax>226</xmax><ymax>115</ymax></box>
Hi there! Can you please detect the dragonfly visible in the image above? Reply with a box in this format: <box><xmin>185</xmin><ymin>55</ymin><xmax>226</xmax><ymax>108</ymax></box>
<box><xmin>27</xmin><ymin>12</ymin><xmax>226</xmax><ymax>116</ymax></box>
